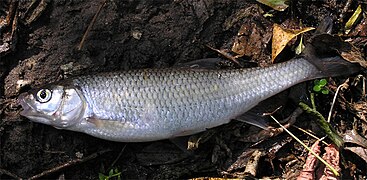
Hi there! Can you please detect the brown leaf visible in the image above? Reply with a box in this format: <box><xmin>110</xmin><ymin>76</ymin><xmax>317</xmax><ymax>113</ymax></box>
<box><xmin>238</xmin><ymin>127</ymin><xmax>284</xmax><ymax>142</ymax></box>
<box><xmin>297</xmin><ymin>140</ymin><xmax>321</xmax><ymax>180</ymax></box>
<box><xmin>345</xmin><ymin>147</ymin><xmax>367</xmax><ymax>164</ymax></box>
<box><xmin>226</xmin><ymin>148</ymin><xmax>260</xmax><ymax>172</ymax></box>
<box><xmin>340</xmin><ymin>46</ymin><xmax>367</xmax><ymax>68</ymax></box>
<box><xmin>308</xmin><ymin>34</ymin><xmax>367</xmax><ymax>68</ymax></box>
<box><xmin>271</xmin><ymin>24</ymin><xmax>314</xmax><ymax>62</ymax></box>
<box><xmin>343</xmin><ymin>129</ymin><xmax>367</xmax><ymax>149</ymax></box>
<box><xmin>244</xmin><ymin>149</ymin><xmax>262</xmax><ymax>176</ymax></box>
<box><xmin>318</xmin><ymin>144</ymin><xmax>341</xmax><ymax>180</ymax></box>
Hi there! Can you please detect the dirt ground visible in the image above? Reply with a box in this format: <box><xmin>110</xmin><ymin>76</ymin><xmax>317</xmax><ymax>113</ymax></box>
<box><xmin>1</xmin><ymin>0</ymin><xmax>367</xmax><ymax>179</ymax></box>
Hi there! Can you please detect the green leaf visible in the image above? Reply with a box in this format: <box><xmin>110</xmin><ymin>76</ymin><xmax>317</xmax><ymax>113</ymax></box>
<box><xmin>295</xmin><ymin>35</ymin><xmax>305</xmax><ymax>55</ymax></box>
<box><xmin>319</xmin><ymin>79</ymin><xmax>327</xmax><ymax>86</ymax></box>
<box><xmin>345</xmin><ymin>5</ymin><xmax>362</xmax><ymax>34</ymax></box>
<box><xmin>99</xmin><ymin>173</ymin><xmax>107</xmax><ymax>180</ymax></box>
<box><xmin>313</xmin><ymin>85</ymin><xmax>321</xmax><ymax>92</ymax></box>
<box><xmin>321</xmin><ymin>89</ymin><xmax>329</xmax><ymax>95</ymax></box>
<box><xmin>108</xmin><ymin>169</ymin><xmax>114</xmax><ymax>176</ymax></box>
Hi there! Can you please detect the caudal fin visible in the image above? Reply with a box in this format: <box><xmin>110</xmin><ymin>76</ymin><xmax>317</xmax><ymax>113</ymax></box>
<box><xmin>300</xmin><ymin>16</ymin><xmax>361</xmax><ymax>78</ymax></box>
<box><xmin>301</xmin><ymin>34</ymin><xmax>361</xmax><ymax>78</ymax></box>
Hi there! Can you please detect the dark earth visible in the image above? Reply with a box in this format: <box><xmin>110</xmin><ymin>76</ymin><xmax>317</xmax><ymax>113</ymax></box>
<box><xmin>1</xmin><ymin>0</ymin><xmax>367</xmax><ymax>179</ymax></box>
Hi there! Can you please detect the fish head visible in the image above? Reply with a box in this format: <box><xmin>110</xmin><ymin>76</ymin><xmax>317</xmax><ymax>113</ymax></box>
<box><xmin>18</xmin><ymin>85</ymin><xmax>86</xmax><ymax>128</ymax></box>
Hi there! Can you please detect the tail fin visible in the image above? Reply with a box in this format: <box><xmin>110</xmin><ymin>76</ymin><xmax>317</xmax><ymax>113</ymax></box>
<box><xmin>300</xmin><ymin>34</ymin><xmax>361</xmax><ymax>78</ymax></box>
<box><xmin>300</xmin><ymin>16</ymin><xmax>361</xmax><ymax>78</ymax></box>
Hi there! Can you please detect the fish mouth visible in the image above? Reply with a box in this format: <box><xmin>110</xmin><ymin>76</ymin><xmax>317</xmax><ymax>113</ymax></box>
<box><xmin>18</xmin><ymin>93</ymin><xmax>33</xmax><ymax>117</ymax></box>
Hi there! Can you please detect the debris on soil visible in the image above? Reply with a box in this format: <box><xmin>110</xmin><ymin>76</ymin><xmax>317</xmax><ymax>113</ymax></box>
<box><xmin>297</xmin><ymin>140</ymin><xmax>321</xmax><ymax>180</ymax></box>
<box><xmin>1</xmin><ymin>0</ymin><xmax>367</xmax><ymax>179</ymax></box>
<box><xmin>256</xmin><ymin>0</ymin><xmax>289</xmax><ymax>11</ymax></box>
<box><xmin>318</xmin><ymin>144</ymin><xmax>341</xmax><ymax>180</ymax></box>
<box><xmin>0</xmin><ymin>1</ymin><xmax>19</xmax><ymax>57</ymax></box>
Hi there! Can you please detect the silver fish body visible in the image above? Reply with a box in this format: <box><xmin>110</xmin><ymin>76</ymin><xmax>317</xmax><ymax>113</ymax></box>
<box><xmin>19</xmin><ymin>57</ymin><xmax>323</xmax><ymax>142</ymax></box>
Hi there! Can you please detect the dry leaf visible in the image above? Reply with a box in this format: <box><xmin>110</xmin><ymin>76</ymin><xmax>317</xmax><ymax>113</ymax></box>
<box><xmin>318</xmin><ymin>144</ymin><xmax>341</xmax><ymax>180</ymax></box>
<box><xmin>307</xmin><ymin>34</ymin><xmax>367</xmax><ymax>68</ymax></box>
<box><xmin>340</xmin><ymin>46</ymin><xmax>367</xmax><ymax>68</ymax></box>
<box><xmin>226</xmin><ymin>149</ymin><xmax>258</xmax><ymax>172</ymax></box>
<box><xmin>238</xmin><ymin>127</ymin><xmax>284</xmax><ymax>142</ymax></box>
<box><xmin>297</xmin><ymin>140</ymin><xmax>321</xmax><ymax>180</ymax></box>
<box><xmin>244</xmin><ymin>149</ymin><xmax>262</xmax><ymax>176</ymax></box>
<box><xmin>271</xmin><ymin>24</ymin><xmax>315</xmax><ymax>62</ymax></box>
<box><xmin>345</xmin><ymin>147</ymin><xmax>367</xmax><ymax>164</ymax></box>
<box><xmin>343</xmin><ymin>129</ymin><xmax>367</xmax><ymax>149</ymax></box>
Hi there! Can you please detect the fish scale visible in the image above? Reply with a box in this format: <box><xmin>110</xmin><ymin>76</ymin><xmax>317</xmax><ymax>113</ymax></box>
<box><xmin>67</xmin><ymin>58</ymin><xmax>318</xmax><ymax>142</ymax></box>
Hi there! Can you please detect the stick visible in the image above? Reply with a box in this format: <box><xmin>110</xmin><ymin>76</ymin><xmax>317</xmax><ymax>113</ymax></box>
<box><xmin>77</xmin><ymin>0</ymin><xmax>108</xmax><ymax>50</ymax></box>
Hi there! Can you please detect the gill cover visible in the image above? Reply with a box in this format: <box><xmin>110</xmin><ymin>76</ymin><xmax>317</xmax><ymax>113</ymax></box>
<box><xmin>19</xmin><ymin>85</ymin><xmax>86</xmax><ymax>128</ymax></box>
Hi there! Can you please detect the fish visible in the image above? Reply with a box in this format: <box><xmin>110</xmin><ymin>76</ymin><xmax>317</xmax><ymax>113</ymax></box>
<box><xmin>18</xmin><ymin>47</ymin><xmax>359</xmax><ymax>142</ymax></box>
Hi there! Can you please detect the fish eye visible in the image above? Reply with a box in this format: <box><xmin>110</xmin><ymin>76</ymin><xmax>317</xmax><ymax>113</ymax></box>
<box><xmin>36</xmin><ymin>89</ymin><xmax>52</xmax><ymax>103</ymax></box>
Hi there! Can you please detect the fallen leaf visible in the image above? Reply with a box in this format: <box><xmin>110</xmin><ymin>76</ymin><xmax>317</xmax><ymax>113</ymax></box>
<box><xmin>297</xmin><ymin>140</ymin><xmax>321</xmax><ymax>180</ymax></box>
<box><xmin>318</xmin><ymin>144</ymin><xmax>341</xmax><ymax>180</ymax></box>
<box><xmin>207</xmin><ymin>45</ymin><xmax>241</xmax><ymax>66</ymax></box>
<box><xmin>187</xmin><ymin>131</ymin><xmax>216</xmax><ymax>150</ymax></box>
<box><xmin>343</xmin><ymin>129</ymin><xmax>367</xmax><ymax>149</ymax></box>
<box><xmin>345</xmin><ymin>146</ymin><xmax>367</xmax><ymax>164</ymax></box>
<box><xmin>340</xmin><ymin>46</ymin><xmax>367</xmax><ymax>68</ymax></box>
<box><xmin>347</xmin><ymin>16</ymin><xmax>367</xmax><ymax>36</ymax></box>
<box><xmin>271</xmin><ymin>24</ymin><xmax>314</xmax><ymax>62</ymax></box>
<box><xmin>345</xmin><ymin>5</ymin><xmax>362</xmax><ymax>34</ymax></box>
<box><xmin>0</xmin><ymin>1</ymin><xmax>19</xmax><ymax>56</ymax></box>
<box><xmin>256</xmin><ymin>0</ymin><xmax>289</xmax><ymax>11</ymax></box>
<box><xmin>308</xmin><ymin>34</ymin><xmax>367</xmax><ymax>68</ymax></box>
<box><xmin>226</xmin><ymin>149</ymin><xmax>258</xmax><ymax>172</ymax></box>
<box><xmin>295</xmin><ymin>35</ymin><xmax>305</xmax><ymax>55</ymax></box>
<box><xmin>244</xmin><ymin>149</ymin><xmax>262</xmax><ymax>176</ymax></box>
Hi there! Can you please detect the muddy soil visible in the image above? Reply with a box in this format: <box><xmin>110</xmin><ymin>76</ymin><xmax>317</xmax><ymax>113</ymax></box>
<box><xmin>1</xmin><ymin>0</ymin><xmax>366</xmax><ymax>179</ymax></box>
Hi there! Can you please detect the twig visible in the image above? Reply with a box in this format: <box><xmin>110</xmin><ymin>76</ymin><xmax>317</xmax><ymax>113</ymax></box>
<box><xmin>338</xmin><ymin>0</ymin><xmax>353</xmax><ymax>23</ymax></box>
<box><xmin>28</xmin><ymin>149</ymin><xmax>111</xmax><ymax>179</ymax></box>
<box><xmin>0</xmin><ymin>168</ymin><xmax>22</xmax><ymax>179</ymax></box>
<box><xmin>310</xmin><ymin>92</ymin><xmax>316</xmax><ymax>110</ymax></box>
<box><xmin>107</xmin><ymin>144</ymin><xmax>126</xmax><ymax>171</ymax></box>
<box><xmin>262</xmin><ymin>106</ymin><xmax>282</xmax><ymax>116</ymax></box>
<box><xmin>205</xmin><ymin>45</ymin><xmax>242</xmax><ymax>67</ymax></box>
<box><xmin>244</xmin><ymin>150</ymin><xmax>262</xmax><ymax>176</ymax></box>
<box><xmin>5</xmin><ymin>0</ymin><xmax>17</xmax><ymax>26</ymax></box>
<box><xmin>361</xmin><ymin>75</ymin><xmax>365</xmax><ymax>98</ymax></box>
<box><xmin>77</xmin><ymin>0</ymin><xmax>108</xmax><ymax>50</ymax></box>
<box><xmin>279</xmin><ymin>107</ymin><xmax>302</xmax><ymax>125</ymax></box>
<box><xmin>352</xmin><ymin>75</ymin><xmax>366</xmax><ymax>99</ymax></box>
<box><xmin>293</xmin><ymin>125</ymin><xmax>329</xmax><ymax>146</ymax></box>
<box><xmin>327</xmin><ymin>79</ymin><xmax>349</xmax><ymax>123</ymax></box>
<box><xmin>270</xmin><ymin>115</ymin><xmax>340</xmax><ymax>177</ymax></box>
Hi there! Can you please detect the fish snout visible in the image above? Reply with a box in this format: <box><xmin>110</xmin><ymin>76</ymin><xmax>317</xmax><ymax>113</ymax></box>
<box><xmin>18</xmin><ymin>92</ymin><xmax>33</xmax><ymax>116</ymax></box>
